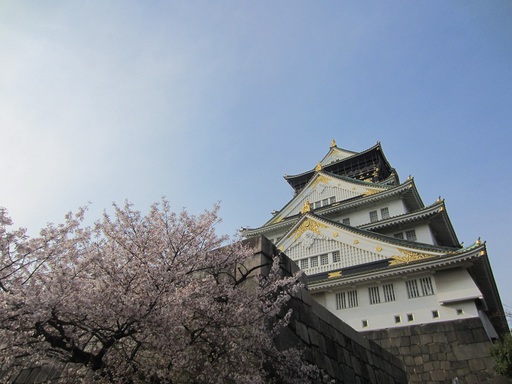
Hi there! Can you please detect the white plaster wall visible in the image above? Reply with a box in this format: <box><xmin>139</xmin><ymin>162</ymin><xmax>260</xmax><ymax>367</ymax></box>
<box><xmin>327</xmin><ymin>198</ymin><xmax>408</xmax><ymax>227</ymax></box>
<box><xmin>320</xmin><ymin>272</ymin><xmax>480</xmax><ymax>332</ymax></box>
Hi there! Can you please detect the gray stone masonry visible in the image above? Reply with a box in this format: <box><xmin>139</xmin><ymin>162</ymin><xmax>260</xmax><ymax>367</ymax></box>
<box><xmin>364</xmin><ymin>318</ymin><xmax>511</xmax><ymax>384</ymax></box>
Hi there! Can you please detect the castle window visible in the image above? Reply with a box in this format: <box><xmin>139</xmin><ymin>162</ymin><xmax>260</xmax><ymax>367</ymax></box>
<box><xmin>368</xmin><ymin>286</ymin><xmax>381</xmax><ymax>304</ymax></box>
<box><xmin>380</xmin><ymin>207</ymin><xmax>390</xmax><ymax>219</ymax></box>
<box><xmin>332</xmin><ymin>250</ymin><xmax>341</xmax><ymax>263</ymax></box>
<box><xmin>406</xmin><ymin>277</ymin><xmax>435</xmax><ymax>298</ymax></box>
<box><xmin>393</xmin><ymin>232</ymin><xmax>404</xmax><ymax>240</ymax></box>
<box><xmin>342</xmin><ymin>218</ymin><xmax>350</xmax><ymax>226</ymax></box>
<box><xmin>383</xmin><ymin>283</ymin><xmax>396</xmax><ymax>302</ymax></box>
<box><xmin>322</xmin><ymin>198</ymin><xmax>329</xmax><ymax>206</ymax></box>
<box><xmin>336</xmin><ymin>292</ymin><xmax>346</xmax><ymax>309</ymax></box>
<box><xmin>369</xmin><ymin>210</ymin><xmax>378</xmax><ymax>223</ymax></box>
<box><xmin>310</xmin><ymin>256</ymin><xmax>318</xmax><ymax>267</ymax></box>
<box><xmin>362</xmin><ymin>320</ymin><xmax>368</xmax><ymax>328</ymax></box>
<box><xmin>320</xmin><ymin>254</ymin><xmax>329</xmax><ymax>265</ymax></box>
<box><xmin>394</xmin><ymin>315</ymin><xmax>401</xmax><ymax>323</ymax></box>
<box><xmin>456</xmin><ymin>309</ymin><xmax>464</xmax><ymax>315</ymax></box>
<box><xmin>300</xmin><ymin>259</ymin><xmax>309</xmax><ymax>270</ymax></box>
<box><xmin>420</xmin><ymin>277</ymin><xmax>434</xmax><ymax>296</ymax></box>
<box><xmin>329</xmin><ymin>196</ymin><xmax>336</xmax><ymax>205</ymax></box>
<box><xmin>405</xmin><ymin>229</ymin><xmax>417</xmax><ymax>241</ymax></box>
<box><xmin>432</xmin><ymin>310</ymin><xmax>440</xmax><ymax>318</ymax></box>
<box><xmin>407</xmin><ymin>313</ymin><xmax>414</xmax><ymax>322</ymax></box>
<box><xmin>406</xmin><ymin>280</ymin><xmax>420</xmax><ymax>298</ymax></box>
<box><xmin>336</xmin><ymin>290</ymin><xmax>358</xmax><ymax>309</ymax></box>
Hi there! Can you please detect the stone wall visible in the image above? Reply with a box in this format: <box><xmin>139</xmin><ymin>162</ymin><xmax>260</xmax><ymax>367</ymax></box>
<box><xmin>364</xmin><ymin>318</ymin><xmax>510</xmax><ymax>384</ymax></box>
<box><xmin>247</xmin><ymin>235</ymin><xmax>408</xmax><ymax>384</ymax></box>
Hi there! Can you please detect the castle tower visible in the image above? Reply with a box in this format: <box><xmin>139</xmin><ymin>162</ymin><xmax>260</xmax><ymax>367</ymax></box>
<box><xmin>244</xmin><ymin>140</ymin><xmax>508</xmax><ymax>382</ymax></box>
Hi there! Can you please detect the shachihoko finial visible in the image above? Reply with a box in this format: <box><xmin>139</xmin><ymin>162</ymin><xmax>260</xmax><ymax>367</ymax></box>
<box><xmin>315</xmin><ymin>162</ymin><xmax>322</xmax><ymax>172</ymax></box>
<box><xmin>476</xmin><ymin>237</ymin><xmax>482</xmax><ymax>245</ymax></box>
<box><xmin>330</xmin><ymin>139</ymin><xmax>336</xmax><ymax>148</ymax></box>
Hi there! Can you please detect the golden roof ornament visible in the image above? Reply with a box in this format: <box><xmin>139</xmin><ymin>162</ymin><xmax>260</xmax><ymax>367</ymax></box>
<box><xmin>301</xmin><ymin>200</ymin><xmax>311</xmax><ymax>214</ymax></box>
<box><xmin>476</xmin><ymin>237</ymin><xmax>482</xmax><ymax>245</ymax></box>
<box><xmin>315</xmin><ymin>162</ymin><xmax>322</xmax><ymax>172</ymax></box>
<box><xmin>330</xmin><ymin>139</ymin><xmax>336</xmax><ymax>148</ymax></box>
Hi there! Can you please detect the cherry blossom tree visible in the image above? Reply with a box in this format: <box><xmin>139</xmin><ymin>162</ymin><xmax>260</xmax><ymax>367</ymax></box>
<box><xmin>0</xmin><ymin>201</ymin><xmax>320</xmax><ymax>383</ymax></box>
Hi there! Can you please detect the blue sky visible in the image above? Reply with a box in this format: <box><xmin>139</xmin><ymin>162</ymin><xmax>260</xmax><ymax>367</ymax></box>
<box><xmin>1</xmin><ymin>2</ymin><xmax>511</xmax><ymax>312</ymax></box>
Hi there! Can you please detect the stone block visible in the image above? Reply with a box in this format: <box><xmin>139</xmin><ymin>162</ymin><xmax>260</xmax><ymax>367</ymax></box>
<box><xmin>308</xmin><ymin>328</ymin><xmax>321</xmax><ymax>347</ymax></box>
<box><xmin>468</xmin><ymin>358</ymin><xmax>486</xmax><ymax>371</ymax></box>
<box><xmin>432</xmin><ymin>332</ymin><xmax>447</xmax><ymax>343</ymax></box>
<box><xmin>472</xmin><ymin>327</ymin><xmax>490</xmax><ymax>343</ymax></box>
<box><xmin>429</xmin><ymin>343</ymin><xmax>440</xmax><ymax>354</ymax></box>
<box><xmin>456</xmin><ymin>329</ymin><xmax>475</xmax><ymax>344</ymax></box>
<box><xmin>399</xmin><ymin>336</ymin><xmax>411</xmax><ymax>347</ymax></box>
<box><xmin>419</xmin><ymin>334</ymin><xmax>433</xmax><ymax>345</ymax></box>
<box><xmin>398</xmin><ymin>346</ymin><xmax>410</xmax><ymax>356</ymax></box>
<box><xmin>410</xmin><ymin>344</ymin><xmax>421</xmax><ymax>355</ymax></box>
<box><xmin>295</xmin><ymin>321</ymin><xmax>310</xmax><ymax>344</ymax></box>
<box><xmin>429</xmin><ymin>370</ymin><xmax>447</xmax><ymax>381</ymax></box>
<box><xmin>465</xmin><ymin>373</ymin><xmax>479</xmax><ymax>384</ymax></box>
<box><xmin>453</xmin><ymin>342</ymin><xmax>492</xmax><ymax>360</ymax></box>
<box><xmin>456</xmin><ymin>368</ymin><xmax>470</xmax><ymax>377</ymax></box>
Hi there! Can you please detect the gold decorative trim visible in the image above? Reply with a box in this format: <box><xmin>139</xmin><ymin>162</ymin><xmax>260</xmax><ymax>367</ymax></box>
<box><xmin>278</xmin><ymin>246</ymin><xmax>284</xmax><ymax>251</ymax></box>
<box><xmin>300</xmin><ymin>201</ymin><xmax>311</xmax><ymax>214</ymax></box>
<box><xmin>364</xmin><ymin>188</ymin><xmax>381</xmax><ymax>196</ymax></box>
<box><xmin>330</xmin><ymin>139</ymin><xmax>336</xmax><ymax>148</ymax></box>
<box><xmin>353</xmin><ymin>240</ymin><xmax>359</xmax><ymax>244</ymax></box>
<box><xmin>293</xmin><ymin>218</ymin><xmax>327</xmax><ymax>240</ymax></box>
<box><xmin>311</xmin><ymin>174</ymin><xmax>330</xmax><ymax>187</ymax></box>
<box><xmin>333</xmin><ymin>232</ymin><xmax>338</xmax><ymax>237</ymax></box>
<box><xmin>315</xmin><ymin>162</ymin><xmax>322</xmax><ymax>172</ymax></box>
<box><xmin>328</xmin><ymin>271</ymin><xmax>342</xmax><ymax>279</ymax></box>
<box><xmin>388</xmin><ymin>249</ymin><xmax>438</xmax><ymax>266</ymax></box>
<box><xmin>376</xmin><ymin>246</ymin><xmax>382</xmax><ymax>252</ymax></box>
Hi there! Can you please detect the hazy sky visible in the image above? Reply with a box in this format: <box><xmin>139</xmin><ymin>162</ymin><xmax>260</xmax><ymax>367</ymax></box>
<box><xmin>1</xmin><ymin>2</ymin><xmax>511</xmax><ymax>312</ymax></box>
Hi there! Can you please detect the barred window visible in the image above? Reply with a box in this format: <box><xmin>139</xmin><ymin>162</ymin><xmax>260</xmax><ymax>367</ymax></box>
<box><xmin>368</xmin><ymin>286</ymin><xmax>381</xmax><ymax>305</ymax></box>
<box><xmin>420</xmin><ymin>277</ymin><xmax>434</xmax><ymax>296</ymax></box>
<box><xmin>310</xmin><ymin>256</ymin><xmax>318</xmax><ymax>268</ymax></box>
<box><xmin>381</xmin><ymin>207</ymin><xmax>390</xmax><ymax>219</ymax></box>
<box><xmin>406</xmin><ymin>229</ymin><xmax>417</xmax><ymax>241</ymax></box>
<box><xmin>406</xmin><ymin>279</ymin><xmax>420</xmax><ymax>298</ymax></box>
<box><xmin>332</xmin><ymin>250</ymin><xmax>341</xmax><ymax>263</ymax></box>
<box><xmin>407</xmin><ymin>277</ymin><xmax>435</xmax><ymax>298</ymax></box>
<box><xmin>336</xmin><ymin>292</ymin><xmax>346</xmax><ymax>310</ymax></box>
<box><xmin>336</xmin><ymin>290</ymin><xmax>358</xmax><ymax>309</ymax></box>
<box><xmin>329</xmin><ymin>196</ymin><xmax>336</xmax><ymax>205</ymax></box>
<box><xmin>342</xmin><ymin>218</ymin><xmax>350</xmax><ymax>226</ymax></box>
<box><xmin>347</xmin><ymin>290</ymin><xmax>358</xmax><ymax>307</ymax></box>
<box><xmin>393</xmin><ymin>232</ymin><xmax>404</xmax><ymax>240</ymax></box>
<box><xmin>300</xmin><ymin>259</ymin><xmax>309</xmax><ymax>270</ymax></box>
<box><xmin>320</xmin><ymin>254</ymin><xmax>329</xmax><ymax>265</ymax></box>
<box><xmin>383</xmin><ymin>283</ymin><xmax>396</xmax><ymax>302</ymax></box>
<box><xmin>369</xmin><ymin>210</ymin><xmax>378</xmax><ymax>223</ymax></box>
